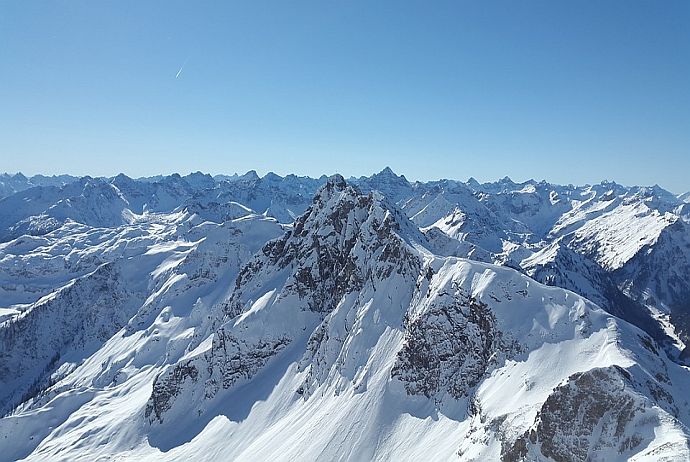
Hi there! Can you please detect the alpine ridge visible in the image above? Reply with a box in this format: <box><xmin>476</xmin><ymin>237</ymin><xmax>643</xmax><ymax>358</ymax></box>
<box><xmin>0</xmin><ymin>169</ymin><xmax>689</xmax><ymax>461</ymax></box>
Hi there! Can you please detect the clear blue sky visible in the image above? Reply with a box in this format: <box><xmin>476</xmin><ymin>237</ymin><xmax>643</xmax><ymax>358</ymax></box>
<box><xmin>1</xmin><ymin>1</ymin><xmax>689</xmax><ymax>191</ymax></box>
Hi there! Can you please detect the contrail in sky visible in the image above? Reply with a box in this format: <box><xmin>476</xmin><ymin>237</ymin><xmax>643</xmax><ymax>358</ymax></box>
<box><xmin>175</xmin><ymin>57</ymin><xmax>189</xmax><ymax>79</ymax></box>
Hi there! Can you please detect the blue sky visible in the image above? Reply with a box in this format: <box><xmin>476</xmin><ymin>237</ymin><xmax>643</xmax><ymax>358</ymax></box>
<box><xmin>1</xmin><ymin>1</ymin><xmax>689</xmax><ymax>192</ymax></box>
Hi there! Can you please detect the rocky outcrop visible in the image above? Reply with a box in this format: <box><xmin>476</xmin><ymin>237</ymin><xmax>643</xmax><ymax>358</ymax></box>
<box><xmin>146</xmin><ymin>175</ymin><xmax>429</xmax><ymax>423</ymax></box>
<box><xmin>502</xmin><ymin>366</ymin><xmax>666</xmax><ymax>462</ymax></box>
<box><xmin>5</xmin><ymin>171</ymin><xmax>690</xmax><ymax>461</ymax></box>
<box><xmin>145</xmin><ymin>329</ymin><xmax>290</xmax><ymax>423</ymax></box>
<box><xmin>224</xmin><ymin>175</ymin><xmax>425</xmax><ymax>319</ymax></box>
<box><xmin>392</xmin><ymin>289</ymin><xmax>510</xmax><ymax>402</ymax></box>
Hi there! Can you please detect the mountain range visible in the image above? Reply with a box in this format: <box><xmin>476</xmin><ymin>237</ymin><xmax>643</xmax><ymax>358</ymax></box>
<box><xmin>0</xmin><ymin>168</ymin><xmax>689</xmax><ymax>461</ymax></box>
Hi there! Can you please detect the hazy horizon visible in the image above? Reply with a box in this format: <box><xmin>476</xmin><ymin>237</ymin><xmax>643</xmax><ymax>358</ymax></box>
<box><xmin>2</xmin><ymin>166</ymin><xmax>687</xmax><ymax>194</ymax></box>
<box><xmin>2</xmin><ymin>1</ymin><xmax>688</xmax><ymax>191</ymax></box>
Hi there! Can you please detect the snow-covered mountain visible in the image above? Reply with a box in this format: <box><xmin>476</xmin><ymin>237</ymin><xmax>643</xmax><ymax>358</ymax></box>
<box><xmin>0</xmin><ymin>169</ymin><xmax>689</xmax><ymax>461</ymax></box>
<box><xmin>0</xmin><ymin>173</ymin><xmax>78</xmax><ymax>200</ymax></box>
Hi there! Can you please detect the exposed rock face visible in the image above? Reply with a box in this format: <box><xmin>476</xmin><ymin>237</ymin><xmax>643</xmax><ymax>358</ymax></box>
<box><xmin>224</xmin><ymin>175</ymin><xmax>425</xmax><ymax>319</ymax></box>
<box><xmin>145</xmin><ymin>330</ymin><xmax>290</xmax><ymax>423</ymax></box>
<box><xmin>4</xmin><ymin>173</ymin><xmax>690</xmax><ymax>461</ymax></box>
<box><xmin>392</xmin><ymin>289</ymin><xmax>508</xmax><ymax>401</ymax></box>
<box><xmin>146</xmin><ymin>175</ymin><xmax>429</xmax><ymax>423</ymax></box>
<box><xmin>503</xmin><ymin>366</ymin><xmax>663</xmax><ymax>462</ymax></box>
<box><xmin>146</xmin><ymin>361</ymin><xmax>199</xmax><ymax>423</ymax></box>
<box><xmin>203</xmin><ymin>332</ymin><xmax>291</xmax><ymax>394</ymax></box>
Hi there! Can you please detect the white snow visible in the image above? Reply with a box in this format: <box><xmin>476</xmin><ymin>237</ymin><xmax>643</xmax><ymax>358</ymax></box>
<box><xmin>0</xmin><ymin>171</ymin><xmax>689</xmax><ymax>461</ymax></box>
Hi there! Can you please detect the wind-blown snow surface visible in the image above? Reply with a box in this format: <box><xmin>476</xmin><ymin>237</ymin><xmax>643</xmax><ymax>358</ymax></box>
<box><xmin>0</xmin><ymin>171</ymin><xmax>689</xmax><ymax>461</ymax></box>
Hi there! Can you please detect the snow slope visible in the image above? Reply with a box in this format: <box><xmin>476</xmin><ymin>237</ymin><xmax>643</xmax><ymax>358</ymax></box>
<box><xmin>1</xmin><ymin>175</ymin><xmax>688</xmax><ymax>461</ymax></box>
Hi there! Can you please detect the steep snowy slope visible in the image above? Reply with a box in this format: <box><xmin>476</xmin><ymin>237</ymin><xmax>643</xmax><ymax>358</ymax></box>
<box><xmin>110</xmin><ymin>173</ymin><xmax>206</xmax><ymax>214</ymax></box>
<box><xmin>0</xmin><ymin>213</ymin><xmax>283</xmax><ymax>454</ymax></box>
<box><xmin>2</xmin><ymin>177</ymin><xmax>687</xmax><ymax>461</ymax></box>
<box><xmin>0</xmin><ymin>171</ymin><xmax>689</xmax><ymax>461</ymax></box>
<box><xmin>0</xmin><ymin>214</ymin><xmax>184</xmax><ymax>309</ymax></box>
<box><xmin>0</xmin><ymin>259</ymin><xmax>149</xmax><ymax>415</ymax></box>
<box><xmin>422</xmin><ymin>226</ymin><xmax>493</xmax><ymax>263</ymax></box>
<box><xmin>418</xmin><ymin>176</ymin><xmax>690</xmax><ymax>357</ymax></box>
<box><xmin>563</xmin><ymin>200</ymin><xmax>690</xmax><ymax>356</ymax></box>
<box><xmin>478</xmin><ymin>181</ymin><xmax>573</xmax><ymax>240</ymax></box>
<box><xmin>566</xmin><ymin>201</ymin><xmax>676</xmax><ymax>272</ymax></box>
<box><xmin>611</xmin><ymin>219</ymin><xmax>690</xmax><ymax>357</ymax></box>
<box><xmin>0</xmin><ymin>178</ymin><xmax>133</xmax><ymax>242</ymax></box>
<box><xmin>520</xmin><ymin>240</ymin><xmax>676</xmax><ymax>351</ymax></box>
<box><xmin>140</xmin><ymin>178</ymin><xmax>690</xmax><ymax>462</ymax></box>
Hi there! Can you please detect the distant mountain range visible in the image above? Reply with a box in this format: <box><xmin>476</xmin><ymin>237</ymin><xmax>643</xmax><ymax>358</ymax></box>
<box><xmin>1</xmin><ymin>168</ymin><xmax>689</xmax><ymax>461</ymax></box>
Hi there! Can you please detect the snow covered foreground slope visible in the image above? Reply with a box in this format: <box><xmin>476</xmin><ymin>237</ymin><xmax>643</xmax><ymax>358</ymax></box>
<box><xmin>1</xmin><ymin>176</ymin><xmax>689</xmax><ymax>461</ymax></box>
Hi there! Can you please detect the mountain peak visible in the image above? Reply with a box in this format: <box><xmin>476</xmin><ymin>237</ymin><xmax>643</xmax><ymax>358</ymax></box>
<box><xmin>379</xmin><ymin>166</ymin><xmax>395</xmax><ymax>176</ymax></box>
<box><xmin>309</xmin><ymin>174</ymin><xmax>350</xmax><ymax>203</ymax></box>
<box><xmin>112</xmin><ymin>173</ymin><xmax>133</xmax><ymax>184</ymax></box>
<box><xmin>185</xmin><ymin>171</ymin><xmax>212</xmax><ymax>179</ymax></box>
<box><xmin>217</xmin><ymin>172</ymin><xmax>426</xmax><ymax>322</ymax></box>
<box><xmin>263</xmin><ymin>171</ymin><xmax>283</xmax><ymax>181</ymax></box>
<box><xmin>325</xmin><ymin>173</ymin><xmax>347</xmax><ymax>189</ymax></box>
<box><xmin>300</xmin><ymin>179</ymin><xmax>357</xmax><ymax>224</ymax></box>
<box><xmin>372</xmin><ymin>166</ymin><xmax>407</xmax><ymax>181</ymax></box>
<box><xmin>240</xmin><ymin>170</ymin><xmax>260</xmax><ymax>182</ymax></box>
